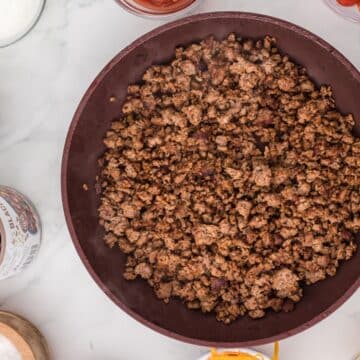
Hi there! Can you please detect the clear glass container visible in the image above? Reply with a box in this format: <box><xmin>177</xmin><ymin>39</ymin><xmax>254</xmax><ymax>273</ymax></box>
<box><xmin>0</xmin><ymin>0</ymin><xmax>45</xmax><ymax>48</ymax></box>
<box><xmin>114</xmin><ymin>0</ymin><xmax>203</xmax><ymax>19</ymax></box>
<box><xmin>324</xmin><ymin>0</ymin><xmax>360</xmax><ymax>23</ymax></box>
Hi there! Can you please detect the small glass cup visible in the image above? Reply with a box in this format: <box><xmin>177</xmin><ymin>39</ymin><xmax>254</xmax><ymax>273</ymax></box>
<box><xmin>114</xmin><ymin>0</ymin><xmax>203</xmax><ymax>19</ymax></box>
<box><xmin>324</xmin><ymin>0</ymin><xmax>360</xmax><ymax>23</ymax></box>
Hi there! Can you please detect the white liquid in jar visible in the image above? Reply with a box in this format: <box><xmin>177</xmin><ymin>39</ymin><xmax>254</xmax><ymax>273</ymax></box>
<box><xmin>0</xmin><ymin>0</ymin><xmax>44</xmax><ymax>47</ymax></box>
<box><xmin>0</xmin><ymin>334</ymin><xmax>21</xmax><ymax>360</ymax></box>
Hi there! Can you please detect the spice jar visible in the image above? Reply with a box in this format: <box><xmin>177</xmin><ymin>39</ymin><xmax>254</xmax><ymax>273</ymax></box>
<box><xmin>0</xmin><ymin>311</ymin><xmax>50</xmax><ymax>359</ymax></box>
<box><xmin>0</xmin><ymin>186</ymin><xmax>41</xmax><ymax>280</ymax></box>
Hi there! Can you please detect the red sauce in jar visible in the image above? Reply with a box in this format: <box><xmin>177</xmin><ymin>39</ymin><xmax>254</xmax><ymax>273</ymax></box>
<box><xmin>133</xmin><ymin>0</ymin><xmax>195</xmax><ymax>12</ymax></box>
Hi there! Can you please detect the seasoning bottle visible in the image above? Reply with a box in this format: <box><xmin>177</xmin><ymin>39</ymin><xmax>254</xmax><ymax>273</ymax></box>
<box><xmin>0</xmin><ymin>311</ymin><xmax>50</xmax><ymax>359</ymax></box>
<box><xmin>0</xmin><ymin>186</ymin><xmax>41</xmax><ymax>280</ymax></box>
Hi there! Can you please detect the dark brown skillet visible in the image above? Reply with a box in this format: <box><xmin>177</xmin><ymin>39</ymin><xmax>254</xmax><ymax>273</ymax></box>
<box><xmin>62</xmin><ymin>12</ymin><xmax>360</xmax><ymax>347</ymax></box>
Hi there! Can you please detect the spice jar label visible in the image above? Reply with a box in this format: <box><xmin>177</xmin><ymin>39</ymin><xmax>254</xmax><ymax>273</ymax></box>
<box><xmin>0</xmin><ymin>187</ymin><xmax>41</xmax><ymax>280</ymax></box>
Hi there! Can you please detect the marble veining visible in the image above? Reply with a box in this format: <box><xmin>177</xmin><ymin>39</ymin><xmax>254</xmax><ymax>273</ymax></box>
<box><xmin>0</xmin><ymin>0</ymin><xmax>359</xmax><ymax>359</ymax></box>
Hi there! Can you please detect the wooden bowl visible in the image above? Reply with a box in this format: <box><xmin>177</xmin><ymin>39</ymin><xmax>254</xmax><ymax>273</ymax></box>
<box><xmin>0</xmin><ymin>311</ymin><xmax>50</xmax><ymax>360</ymax></box>
<box><xmin>62</xmin><ymin>12</ymin><xmax>360</xmax><ymax>347</ymax></box>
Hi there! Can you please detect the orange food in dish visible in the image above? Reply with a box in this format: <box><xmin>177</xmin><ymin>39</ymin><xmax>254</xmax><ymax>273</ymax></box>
<box><xmin>336</xmin><ymin>0</ymin><xmax>359</xmax><ymax>5</ymax></box>
<box><xmin>209</xmin><ymin>350</ymin><xmax>264</xmax><ymax>360</ymax></box>
<box><xmin>208</xmin><ymin>342</ymin><xmax>279</xmax><ymax>360</ymax></box>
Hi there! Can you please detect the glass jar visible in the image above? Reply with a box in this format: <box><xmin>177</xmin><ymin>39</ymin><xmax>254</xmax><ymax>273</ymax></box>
<box><xmin>0</xmin><ymin>186</ymin><xmax>41</xmax><ymax>280</ymax></box>
<box><xmin>114</xmin><ymin>0</ymin><xmax>203</xmax><ymax>19</ymax></box>
<box><xmin>0</xmin><ymin>0</ymin><xmax>46</xmax><ymax>48</ymax></box>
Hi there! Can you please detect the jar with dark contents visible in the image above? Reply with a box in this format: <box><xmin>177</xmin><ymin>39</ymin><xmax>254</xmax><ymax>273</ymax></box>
<box><xmin>0</xmin><ymin>186</ymin><xmax>41</xmax><ymax>280</ymax></box>
<box><xmin>114</xmin><ymin>0</ymin><xmax>203</xmax><ymax>18</ymax></box>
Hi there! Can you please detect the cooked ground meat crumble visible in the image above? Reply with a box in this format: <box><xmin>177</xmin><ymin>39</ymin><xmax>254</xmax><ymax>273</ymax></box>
<box><xmin>98</xmin><ymin>34</ymin><xmax>360</xmax><ymax>324</ymax></box>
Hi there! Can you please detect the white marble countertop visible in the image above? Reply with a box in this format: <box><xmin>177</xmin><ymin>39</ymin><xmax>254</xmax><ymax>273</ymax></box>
<box><xmin>0</xmin><ymin>0</ymin><xmax>359</xmax><ymax>359</ymax></box>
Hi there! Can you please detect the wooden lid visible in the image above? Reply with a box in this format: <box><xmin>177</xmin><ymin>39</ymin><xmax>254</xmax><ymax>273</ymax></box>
<box><xmin>0</xmin><ymin>311</ymin><xmax>50</xmax><ymax>360</ymax></box>
<box><xmin>0</xmin><ymin>322</ymin><xmax>35</xmax><ymax>359</ymax></box>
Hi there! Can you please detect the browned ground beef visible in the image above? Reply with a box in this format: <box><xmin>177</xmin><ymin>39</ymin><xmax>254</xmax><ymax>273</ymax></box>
<box><xmin>98</xmin><ymin>34</ymin><xmax>359</xmax><ymax>324</ymax></box>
